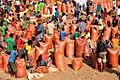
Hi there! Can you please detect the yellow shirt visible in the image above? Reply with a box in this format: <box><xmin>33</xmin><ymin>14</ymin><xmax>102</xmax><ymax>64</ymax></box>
<box><xmin>112</xmin><ymin>38</ymin><xmax>119</xmax><ymax>49</ymax></box>
<box><xmin>26</xmin><ymin>43</ymin><xmax>31</xmax><ymax>55</ymax></box>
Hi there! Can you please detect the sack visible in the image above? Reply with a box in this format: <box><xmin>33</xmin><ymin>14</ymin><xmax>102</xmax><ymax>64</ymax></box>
<box><xmin>67</xmin><ymin>3</ymin><xmax>71</xmax><ymax>14</ymax></box>
<box><xmin>0</xmin><ymin>54</ymin><xmax>3</xmax><ymax>69</ymax></box>
<box><xmin>62</xmin><ymin>3</ymin><xmax>66</xmax><ymax>13</ymax></box>
<box><xmin>75</xmin><ymin>38</ymin><xmax>86</xmax><ymax>57</ymax></box>
<box><xmin>3</xmin><ymin>54</ymin><xmax>9</xmax><ymax>73</ymax></box>
<box><xmin>91</xmin><ymin>27</ymin><xmax>99</xmax><ymax>42</ymax></box>
<box><xmin>72</xmin><ymin>58</ymin><xmax>83</xmax><ymax>70</ymax></box>
<box><xmin>102</xmin><ymin>27</ymin><xmax>111</xmax><ymax>41</ymax></box>
<box><xmin>55</xmin><ymin>40</ymin><xmax>66</xmax><ymax>55</ymax></box>
<box><xmin>54</xmin><ymin>46</ymin><xmax>66</xmax><ymax>71</ymax></box>
<box><xmin>35</xmin><ymin>66</ymin><xmax>48</xmax><ymax>73</ymax></box>
<box><xmin>44</xmin><ymin>34</ymin><xmax>53</xmax><ymax>49</ymax></box>
<box><xmin>86</xmin><ymin>21</ymin><xmax>91</xmax><ymax>32</ymax></box>
<box><xmin>15</xmin><ymin>59</ymin><xmax>27</xmax><ymax>78</ymax></box>
<box><xmin>107</xmin><ymin>48</ymin><xmax>119</xmax><ymax>68</ymax></box>
<box><xmin>66</xmin><ymin>38</ymin><xmax>74</xmax><ymax>59</ymax></box>
<box><xmin>112</xmin><ymin>27</ymin><xmax>118</xmax><ymax>38</ymax></box>
<box><xmin>44</xmin><ymin>5</ymin><xmax>48</xmax><ymax>14</ymax></box>
<box><xmin>39</xmin><ymin>42</ymin><xmax>49</xmax><ymax>50</ymax></box>
<box><xmin>35</xmin><ymin>46</ymin><xmax>48</xmax><ymax>61</ymax></box>
<box><xmin>84</xmin><ymin>42</ymin><xmax>90</xmax><ymax>57</ymax></box>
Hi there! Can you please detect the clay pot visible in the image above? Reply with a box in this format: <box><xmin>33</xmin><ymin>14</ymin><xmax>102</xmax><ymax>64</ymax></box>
<box><xmin>72</xmin><ymin>58</ymin><xmax>83</xmax><ymax>70</ymax></box>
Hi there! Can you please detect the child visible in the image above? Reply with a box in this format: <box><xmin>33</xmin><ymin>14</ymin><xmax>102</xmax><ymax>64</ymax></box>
<box><xmin>8</xmin><ymin>45</ymin><xmax>18</xmax><ymax>76</ymax></box>
<box><xmin>60</xmin><ymin>27</ymin><xmax>66</xmax><ymax>41</ymax></box>
<box><xmin>36</xmin><ymin>54</ymin><xmax>52</xmax><ymax>67</ymax></box>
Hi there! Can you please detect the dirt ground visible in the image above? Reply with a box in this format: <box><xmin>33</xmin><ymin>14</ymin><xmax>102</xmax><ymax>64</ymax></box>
<box><xmin>0</xmin><ymin>57</ymin><xmax>119</xmax><ymax>80</ymax></box>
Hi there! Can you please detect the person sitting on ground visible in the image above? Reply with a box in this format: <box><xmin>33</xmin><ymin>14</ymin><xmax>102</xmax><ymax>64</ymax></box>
<box><xmin>8</xmin><ymin>45</ymin><xmax>18</xmax><ymax>76</ymax></box>
<box><xmin>60</xmin><ymin>27</ymin><xmax>67</xmax><ymax>41</ymax></box>
<box><xmin>36</xmin><ymin>30</ymin><xmax>44</xmax><ymax>42</ymax></box>
<box><xmin>36</xmin><ymin>54</ymin><xmax>52</xmax><ymax>67</ymax></box>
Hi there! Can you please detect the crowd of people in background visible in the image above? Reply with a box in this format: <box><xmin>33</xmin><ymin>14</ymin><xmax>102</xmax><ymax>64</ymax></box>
<box><xmin>0</xmin><ymin>0</ymin><xmax>120</xmax><ymax>78</ymax></box>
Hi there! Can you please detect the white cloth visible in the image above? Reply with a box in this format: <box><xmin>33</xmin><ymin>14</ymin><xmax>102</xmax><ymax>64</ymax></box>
<box><xmin>117</xmin><ymin>8</ymin><xmax>120</xmax><ymax>15</ymax></box>
<box><xmin>52</xmin><ymin>5</ymin><xmax>57</xmax><ymax>16</ymax></box>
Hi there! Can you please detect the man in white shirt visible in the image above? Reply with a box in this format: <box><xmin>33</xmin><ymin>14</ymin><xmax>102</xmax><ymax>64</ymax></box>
<box><xmin>117</xmin><ymin>6</ymin><xmax>120</xmax><ymax>16</ymax></box>
<box><xmin>47</xmin><ymin>20</ymin><xmax>54</xmax><ymax>35</ymax></box>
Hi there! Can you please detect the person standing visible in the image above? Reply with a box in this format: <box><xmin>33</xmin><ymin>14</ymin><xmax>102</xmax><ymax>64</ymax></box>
<box><xmin>8</xmin><ymin>45</ymin><xmax>18</xmax><ymax>76</ymax></box>
<box><xmin>6</xmin><ymin>33</ymin><xmax>16</xmax><ymax>54</ymax></box>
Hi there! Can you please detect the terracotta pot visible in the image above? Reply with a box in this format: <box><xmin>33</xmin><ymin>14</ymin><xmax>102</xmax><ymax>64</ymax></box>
<box><xmin>0</xmin><ymin>54</ymin><xmax>3</xmax><ymax>70</ymax></box>
<box><xmin>86</xmin><ymin>21</ymin><xmax>91</xmax><ymax>32</ymax></box>
<box><xmin>67</xmin><ymin>3</ymin><xmax>71</xmax><ymax>14</ymax></box>
<box><xmin>25</xmin><ymin>30</ymin><xmax>32</xmax><ymax>40</ymax></box>
<box><xmin>39</xmin><ymin>42</ymin><xmax>49</xmax><ymax>49</ymax></box>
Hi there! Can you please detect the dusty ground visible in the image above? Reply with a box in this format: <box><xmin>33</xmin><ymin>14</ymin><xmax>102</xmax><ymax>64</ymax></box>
<box><xmin>0</xmin><ymin>57</ymin><xmax>119</xmax><ymax>80</ymax></box>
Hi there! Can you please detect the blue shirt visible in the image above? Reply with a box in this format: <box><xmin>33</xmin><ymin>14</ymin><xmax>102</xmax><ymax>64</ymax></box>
<box><xmin>79</xmin><ymin>21</ymin><xmax>86</xmax><ymax>33</ymax></box>
<box><xmin>55</xmin><ymin>11</ymin><xmax>59</xmax><ymax>18</ymax></box>
<box><xmin>9</xmin><ymin>50</ymin><xmax>17</xmax><ymax>62</ymax></box>
<box><xmin>60</xmin><ymin>31</ymin><xmax>66</xmax><ymax>40</ymax></box>
<box><xmin>38</xmin><ymin>24</ymin><xmax>44</xmax><ymax>35</ymax></box>
<box><xmin>97</xmin><ymin>5</ymin><xmax>101</xmax><ymax>12</ymax></box>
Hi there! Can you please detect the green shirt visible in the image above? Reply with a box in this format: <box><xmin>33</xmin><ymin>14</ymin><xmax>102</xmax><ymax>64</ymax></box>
<box><xmin>0</xmin><ymin>27</ymin><xmax>6</xmax><ymax>36</ymax></box>
<box><xmin>4</xmin><ymin>21</ymin><xmax>8</xmax><ymax>27</ymax></box>
<box><xmin>74</xmin><ymin>32</ymin><xmax>80</xmax><ymax>39</ymax></box>
<box><xmin>36</xmin><ymin>2</ymin><xmax>45</xmax><ymax>13</ymax></box>
<box><xmin>6</xmin><ymin>37</ymin><xmax>15</xmax><ymax>52</ymax></box>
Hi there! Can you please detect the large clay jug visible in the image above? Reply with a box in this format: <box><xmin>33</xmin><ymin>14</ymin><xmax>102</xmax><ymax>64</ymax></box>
<box><xmin>107</xmin><ymin>48</ymin><xmax>119</xmax><ymax>68</ymax></box>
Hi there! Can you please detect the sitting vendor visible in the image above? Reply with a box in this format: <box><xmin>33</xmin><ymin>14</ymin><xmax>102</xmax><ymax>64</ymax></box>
<box><xmin>36</xmin><ymin>54</ymin><xmax>52</xmax><ymax>67</ymax></box>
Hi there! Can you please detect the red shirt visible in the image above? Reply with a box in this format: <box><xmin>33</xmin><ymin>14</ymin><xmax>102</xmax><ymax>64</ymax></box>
<box><xmin>16</xmin><ymin>38</ymin><xmax>24</xmax><ymax>49</ymax></box>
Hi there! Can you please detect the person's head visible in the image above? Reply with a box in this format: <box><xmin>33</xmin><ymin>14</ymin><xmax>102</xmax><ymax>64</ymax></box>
<box><xmin>13</xmin><ymin>45</ymin><xmax>17</xmax><ymax>50</ymax></box>
<box><xmin>0</xmin><ymin>46</ymin><xmax>3</xmax><ymax>52</ymax></box>
<box><xmin>62</xmin><ymin>27</ymin><xmax>65</xmax><ymax>31</ymax></box>
<box><xmin>115</xmin><ymin>33</ymin><xmax>119</xmax><ymax>38</ymax></box>
<box><xmin>16</xmin><ymin>35</ymin><xmax>19</xmax><ymax>40</ymax></box>
<box><xmin>113</xmin><ymin>6</ymin><xmax>115</xmax><ymax>10</ymax></box>
<box><xmin>9</xmin><ymin>33</ymin><xmax>13</xmax><ymax>38</ymax></box>
<box><xmin>105</xmin><ymin>39</ymin><xmax>109</xmax><ymax>44</ymax></box>
<box><xmin>32</xmin><ymin>36</ymin><xmax>35</xmax><ymax>41</ymax></box>
<box><xmin>27</xmin><ymin>40</ymin><xmax>32</xmax><ymax>45</ymax></box>
<box><xmin>24</xmin><ymin>13</ymin><xmax>26</xmax><ymax>16</ymax></box>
